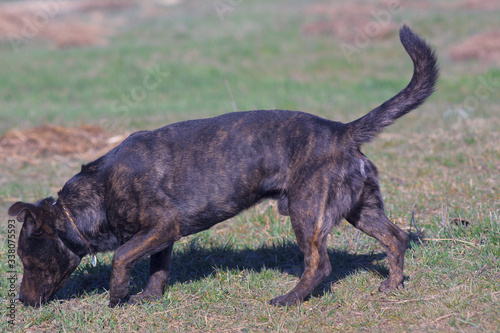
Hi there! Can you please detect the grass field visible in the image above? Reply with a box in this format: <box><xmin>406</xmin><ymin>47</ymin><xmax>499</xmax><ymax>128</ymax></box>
<box><xmin>0</xmin><ymin>0</ymin><xmax>499</xmax><ymax>332</ymax></box>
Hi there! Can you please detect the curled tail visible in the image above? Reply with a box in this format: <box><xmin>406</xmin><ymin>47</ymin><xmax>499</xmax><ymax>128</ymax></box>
<box><xmin>347</xmin><ymin>25</ymin><xmax>439</xmax><ymax>147</ymax></box>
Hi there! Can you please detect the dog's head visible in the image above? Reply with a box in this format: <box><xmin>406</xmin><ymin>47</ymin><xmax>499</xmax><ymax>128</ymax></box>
<box><xmin>8</xmin><ymin>197</ymin><xmax>81</xmax><ymax>306</ymax></box>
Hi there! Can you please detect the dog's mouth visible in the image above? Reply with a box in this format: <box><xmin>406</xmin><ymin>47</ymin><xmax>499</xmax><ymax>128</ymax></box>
<box><xmin>20</xmin><ymin>272</ymin><xmax>76</xmax><ymax>307</ymax></box>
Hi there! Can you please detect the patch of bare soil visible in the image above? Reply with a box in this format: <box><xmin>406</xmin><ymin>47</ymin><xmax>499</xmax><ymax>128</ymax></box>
<box><xmin>449</xmin><ymin>31</ymin><xmax>500</xmax><ymax>64</ymax></box>
<box><xmin>460</xmin><ymin>0</ymin><xmax>500</xmax><ymax>10</ymax></box>
<box><xmin>302</xmin><ymin>1</ymin><xmax>430</xmax><ymax>41</ymax></box>
<box><xmin>0</xmin><ymin>0</ymin><xmax>138</xmax><ymax>48</ymax></box>
<box><xmin>0</xmin><ymin>124</ymin><xmax>123</xmax><ymax>162</ymax></box>
<box><xmin>303</xmin><ymin>2</ymin><xmax>394</xmax><ymax>41</ymax></box>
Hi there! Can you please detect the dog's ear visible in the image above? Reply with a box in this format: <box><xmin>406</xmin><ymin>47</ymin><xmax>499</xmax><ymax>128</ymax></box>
<box><xmin>8</xmin><ymin>202</ymin><xmax>45</xmax><ymax>238</ymax></box>
<box><xmin>8</xmin><ymin>202</ymin><xmax>33</xmax><ymax>222</ymax></box>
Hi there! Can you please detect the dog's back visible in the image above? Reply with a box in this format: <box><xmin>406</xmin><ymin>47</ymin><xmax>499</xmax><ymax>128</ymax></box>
<box><xmin>90</xmin><ymin>110</ymin><xmax>347</xmax><ymax>235</ymax></box>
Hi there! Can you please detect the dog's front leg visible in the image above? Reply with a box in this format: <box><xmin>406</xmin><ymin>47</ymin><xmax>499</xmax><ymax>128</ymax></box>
<box><xmin>108</xmin><ymin>230</ymin><xmax>173</xmax><ymax>307</ymax></box>
<box><xmin>128</xmin><ymin>245</ymin><xmax>173</xmax><ymax>304</ymax></box>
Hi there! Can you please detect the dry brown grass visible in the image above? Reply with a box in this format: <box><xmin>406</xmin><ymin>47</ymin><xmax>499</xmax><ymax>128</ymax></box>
<box><xmin>448</xmin><ymin>31</ymin><xmax>500</xmax><ymax>65</ymax></box>
<box><xmin>302</xmin><ymin>2</ymin><xmax>397</xmax><ymax>41</ymax></box>
<box><xmin>0</xmin><ymin>0</ymin><xmax>136</xmax><ymax>48</ymax></box>
<box><xmin>0</xmin><ymin>124</ymin><xmax>124</xmax><ymax>163</ymax></box>
<box><xmin>460</xmin><ymin>0</ymin><xmax>500</xmax><ymax>10</ymax></box>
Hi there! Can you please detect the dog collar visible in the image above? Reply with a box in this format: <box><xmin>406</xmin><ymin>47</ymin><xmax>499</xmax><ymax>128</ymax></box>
<box><xmin>59</xmin><ymin>202</ymin><xmax>95</xmax><ymax>256</ymax></box>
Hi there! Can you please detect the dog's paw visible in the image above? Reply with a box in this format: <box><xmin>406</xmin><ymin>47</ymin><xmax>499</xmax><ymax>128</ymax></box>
<box><xmin>378</xmin><ymin>279</ymin><xmax>404</xmax><ymax>292</ymax></box>
<box><xmin>108</xmin><ymin>296</ymin><xmax>129</xmax><ymax>308</ymax></box>
<box><xmin>128</xmin><ymin>293</ymin><xmax>161</xmax><ymax>305</ymax></box>
<box><xmin>108</xmin><ymin>298</ymin><xmax>121</xmax><ymax>308</ymax></box>
<box><xmin>268</xmin><ymin>294</ymin><xmax>301</xmax><ymax>306</ymax></box>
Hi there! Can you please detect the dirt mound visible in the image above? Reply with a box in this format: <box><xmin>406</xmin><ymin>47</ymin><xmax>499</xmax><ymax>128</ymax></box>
<box><xmin>303</xmin><ymin>2</ymin><xmax>395</xmax><ymax>41</ymax></box>
<box><xmin>460</xmin><ymin>0</ymin><xmax>500</xmax><ymax>10</ymax></box>
<box><xmin>0</xmin><ymin>0</ymin><xmax>137</xmax><ymax>48</ymax></box>
<box><xmin>449</xmin><ymin>31</ymin><xmax>500</xmax><ymax>64</ymax></box>
<box><xmin>0</xmin><ymin>124</ymin><xmax>122</xmax><ymax>161</ymax></box>
<box><xmin>302</xmin><ymin>1</ymin><xmax>430</xmax><ymax>41</ymax></box>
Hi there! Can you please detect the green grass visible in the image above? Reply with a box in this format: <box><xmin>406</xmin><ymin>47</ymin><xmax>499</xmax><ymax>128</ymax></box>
<box><xmin>1</xmin><ymin>0</ymin><xmax>499</xmax><ymax>331</ymax></box>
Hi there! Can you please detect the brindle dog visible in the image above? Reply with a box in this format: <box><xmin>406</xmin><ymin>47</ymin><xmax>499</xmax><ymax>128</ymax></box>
<box><xmin>9</xmin><ymin>25</ymin><xmax>438</xmax><ymax>308</ymax></box>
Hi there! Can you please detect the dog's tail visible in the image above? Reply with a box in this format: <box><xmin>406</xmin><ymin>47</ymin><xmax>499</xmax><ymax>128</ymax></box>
<box><xmin>346</xmin><ymin>25</ymin><xmax>439</xmax><ymax>147</ymax></box>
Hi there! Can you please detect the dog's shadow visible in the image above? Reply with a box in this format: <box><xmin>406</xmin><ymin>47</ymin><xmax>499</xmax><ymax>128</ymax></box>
<box><xmin>56</xmin><ymin>239</ymin><xmax>392</xmax><ymax>303</ymax></box>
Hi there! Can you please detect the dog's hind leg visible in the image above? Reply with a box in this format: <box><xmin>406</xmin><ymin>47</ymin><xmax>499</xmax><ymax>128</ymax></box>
<box><xmin>269</xmin><ymin>186</ymin><xmax>334</xmax><ymax>306</ymax></box>
<box><xmin>129</xmin><ymin>244</ymin><xmax>173</xmax><ymax>304</ymax></box>
<box><xmin>346</xmin><ymin>184</ymin><xmax>409</xmax><ymax>292</ymax></box>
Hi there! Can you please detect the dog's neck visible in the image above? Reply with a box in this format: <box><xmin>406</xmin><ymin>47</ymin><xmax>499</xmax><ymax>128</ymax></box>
<box><xmin>55</xmin><ymin>173</ymin><xmax>121</xmax><ymax>255</ymax></box>
<box><xmin>53</xmin><ymin>199</ymin><xmax>97</xmax><ymax>257</ymax></box>
<box><xmin>58</xmin><ymin>200</ymin><xmax>96</xmax><ymax>256</ymax></box>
